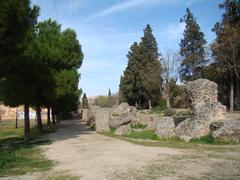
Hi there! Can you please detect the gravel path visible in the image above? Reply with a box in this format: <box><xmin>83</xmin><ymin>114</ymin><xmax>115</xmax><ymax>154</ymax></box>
<box><xmin>2</xmin><ymin>119</ymin><xmax>240</xmax><ymax>180</ymax></box>
<box><xmin>42</xmin><ymin>120</ymin><xmax>182</xmax><ymax>179</ymax></box>
<box><xmin>42</xmin><ymin>119</ymin><xmax>240</xmax><ymax>180</ymax></box>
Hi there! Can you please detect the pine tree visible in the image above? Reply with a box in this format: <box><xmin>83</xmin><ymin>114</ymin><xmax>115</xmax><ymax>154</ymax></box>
<box><xmin>0</xmin><ymin>0</ymin><xmax>39</xmax><ymax>139</ymax></box>
<box><xmin>179</xmin><ymin>8</ymin><xmax>207</xmax><ymax>82</ymax></box>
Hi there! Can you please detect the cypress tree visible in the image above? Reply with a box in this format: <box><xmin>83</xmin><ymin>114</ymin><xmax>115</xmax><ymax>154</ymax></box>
<box><xmin>119</xmin><ymin>42</ymin><xmax>143</xmax><ymax>107</ymax></box>
<box><xmin>108</xmin><ymin>88</ymin><xmax>111</xmax><ymax>97</ymax></box>
<box><xmin>179</xmin><ymin>8</ymin><xmax>207</xmax><ymax>82</ymax></box>
<box><xmin>139</xmin><ymin>24</ymin><xmax>162</xmax><ymax>109</ymax></box>
<box><xmin>120</xmin><ymin>25</ymin><xmax>162</xmax><ymax>109</ymax></box>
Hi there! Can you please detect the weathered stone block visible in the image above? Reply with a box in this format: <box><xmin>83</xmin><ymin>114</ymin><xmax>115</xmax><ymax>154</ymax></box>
<box><xmin>155</xmin><ymin>117</ymin><xmax>176</xmax><ymax>139</ymax></box>
<box><xmin>176</xmin><ymin>79</ymin><xmax>227</xmax><ymax>142</ymax></box>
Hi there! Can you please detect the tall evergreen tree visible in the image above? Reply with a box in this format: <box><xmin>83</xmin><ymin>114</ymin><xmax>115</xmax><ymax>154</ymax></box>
<box><xmin>211</xmin><ymin>0</ymin><xmax>240</xmax><ymax>111</ymax></box>
<box><xmin>139</xmin><ymin>24</ymin><xmax>162</xmax><ymax>109</ymax></box>
<box><xmin>119</xmin><ymin>42</ymin><xmax>143</xmax><ymax>107</ymax></box>
<box><xmin>179</xmin><ymin>8</ymin><xmax>207</xmax><ymax>82</ymax></box>
<box><xmin>120</xmin><ymin>25</ymin><xmax>162</xmax><ymax>109</ymax></box>
<box><xmin>108</xmin><ymin>88</ymin><xmax>111</xmax><ymax>97</ymax></box>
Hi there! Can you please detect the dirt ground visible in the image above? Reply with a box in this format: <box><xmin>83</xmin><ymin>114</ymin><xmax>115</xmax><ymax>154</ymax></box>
<box><xmin>2</xmin><ymin>119</ymin><xmax>240</xmax><ymax>180</ymax></box>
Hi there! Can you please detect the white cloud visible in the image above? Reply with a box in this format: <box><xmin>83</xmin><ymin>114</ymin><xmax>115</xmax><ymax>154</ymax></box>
<box><xmin>161</xmin><ymin>22</ymin><xmax>185</xmax><ymax>41</ymax></box>
<box><xmin>91</xmin><ymin>0</ymin><xmax>179</xmax><ymax>18</ymax></box>
<box><xmin>90</xmin><ymin>0</ymin><xmax>207</xmax><ymax>19</ymax></box>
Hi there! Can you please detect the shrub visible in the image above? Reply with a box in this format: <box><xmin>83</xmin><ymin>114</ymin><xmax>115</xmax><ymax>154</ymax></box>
<box><xmin>190</xmin><ymin>135</ymin><xmax>215</xmax><ymax>144</ymax></box>
<box><xmin>152</xmin><ymin>99</ymin><xmax>167</xmax><ymax>113</ymax></box>
<box><xmin>131</xmin><ymin>123</ymin><xmax>147</xmax><ymax>129</ymax></box>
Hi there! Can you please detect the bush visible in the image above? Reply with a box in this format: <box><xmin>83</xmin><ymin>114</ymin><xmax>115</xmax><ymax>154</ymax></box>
<box><xmin>131</xmin><ymin>123</ymin><xmax>147</xmax><ymax>129</ymax></box>
<box><xmin>152</xmin><ymin>99</ymin><xmax>167</xmax><ymax>113</ymax></box>
<box><xmin>190</xmin><ymin>135</ymin><xmax>215</xmax><ymax>144</ymax></box>
<box><xmin>163</xmin><ymin>108</ymin><xmax>176</xmax><ymax>116</ymax></box>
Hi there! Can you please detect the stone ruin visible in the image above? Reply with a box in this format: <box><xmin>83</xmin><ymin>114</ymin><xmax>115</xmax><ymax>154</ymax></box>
<box><xmin>176</xmin><ymin>79</ymin><xmax>240</xmax><ymax>142</ymax></box>
<box><xmin>81</xmin><ymin>79</ymin><xmax>240</xmax><ymax>143</ymax></box>
<box><xmin>176</xmin><ymin>79</ymin><xmax>226</xmax><ymax>141</ymax></box>
<box><xmin>83</xmin><ymin>103</ymin><xmax>176</xmax><ymax>138</ymax></box>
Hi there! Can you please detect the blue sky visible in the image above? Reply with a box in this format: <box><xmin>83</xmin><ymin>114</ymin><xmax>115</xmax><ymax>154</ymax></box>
<box><xmin>31</xmin><ymin>0</ymin><xmax>223</xmax><ymax>96</ymax></box>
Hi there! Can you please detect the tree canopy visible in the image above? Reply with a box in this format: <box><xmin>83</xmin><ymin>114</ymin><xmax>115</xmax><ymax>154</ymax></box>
<box><xmin>179</xmin><ymin>8</ymin><xmax>207</xmax><ymax>82</ymax></box>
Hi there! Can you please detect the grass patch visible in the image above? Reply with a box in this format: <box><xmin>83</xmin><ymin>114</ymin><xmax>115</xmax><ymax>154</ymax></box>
<box><xmin>0</xmin><ymin>147</ymin><xmax>53</xmax><ymax>177</ymax></box>
<box><xmin>0</xmin><ymin>120</ymin><xmax>56</xmax><ymax>177</ymax></box>
<box><xmin>190</xmin><ymin>135</ymin><xmax>237</xmax><ymax>145</ymax></box>
<box><xmin>131</xmin><ymin>123</ymin><xmax>147</xmax><ymax>129</ymax></box>
<box><xmin>47</xmin><ymin>173</ymin><xmax>80</xmax><ymax>180</ymax></box>
<box><xmin>100</xmin><ymin>128</ymin><xmax>239</xmax><ymax>151</ymax></box>
<box><xmin>125</xmin><ymin>130</ymin><xmax>159</xmax><ymax>140</ymax></box>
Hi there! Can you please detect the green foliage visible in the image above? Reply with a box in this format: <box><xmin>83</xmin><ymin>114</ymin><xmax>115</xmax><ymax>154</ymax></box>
<box><xmin>54</xmin><ymin>70</ymin><xmax>80</xmax><ymax>116</ymax></box>
<box><xmin>0</xmin><ymin>0</ymin><xmax>39</xmax><ymax>78</ymax></box>
<box><xmin>190</xmin><ymin>134</ymin><xmax>236</xmax><ymax>145</ymax></box>
<box><xmin>0</xmin><ymin>147</ymin><xmax>53</xmax><ymax>177</ymax></box>
<box><xmin>210</xmin><ymin>0</ymin><xmax>240</xmax><ymax>110</ymax></box>
<box><xmin>120</xmin><ymin>25</ymin><xmax>163</xmax><ymax>108</ymax></box>
<box><xmin>119</xmin><ymin>42</ymin><xmax>143</xmax><ymax>106</ymax></box>
<box><xmin>152</xmin><ymin>99</ymin><xmax>167</xmax><ymax>113</ymax></box>
<box><xmin>190</xmin><ymin>135</ymin><xmax>215</xmax><ymax>144</ymax></box>
<box><xmin>131</xmin><ymin>123</ymin><xmax>147</xmax><ymax>129</ymax></box>
<box><xmin>179</xmin><ymin>8</ymin><xmax>207</xmax><ymax>82</ymax></box>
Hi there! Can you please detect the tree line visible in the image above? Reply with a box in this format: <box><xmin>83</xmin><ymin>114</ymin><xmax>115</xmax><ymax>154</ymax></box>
<box><xmin>120</xmin><ymin>0</ymin><xmax>240</xmax><ymax>111</ymax></box>
<box><xmin>0</xmin><ymin>0</ymin><xmax>83</xmax><ymax>139</ymax></box>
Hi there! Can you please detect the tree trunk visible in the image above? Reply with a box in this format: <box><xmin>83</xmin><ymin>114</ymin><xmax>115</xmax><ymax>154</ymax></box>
<box><xmin>15</xmin><ymin>107</ymin><xmax>18</xmax><ymax>129</ymax></box>
<box><xmin>47</xmin><ymin>107</ymin><xmax>51</xmax><ymax>127</ymax></box>
<box><xmin>148</xmin><ymin>99</ymin><xmax>152</xmax><ymax>110</ymax></box>
<box><xmin>166</xmin><ymin>97</ymin><xmax>170</xmax><ymax>109</ymax></box>
<box><xmin>24</xmin><ymin>104</ymin><xmax>30</xmax><ymax>139</ymax></box>
<box><xmin>52</xmin><ymin>108</ymin><xmax>56</xmax><ymax>125</ymax></box>
<box><xmin>135</xmin><ymin>101</ymin><xmax>138</xmax><ymax>109</ymax></box>
<box><xmin>236</xmin><ymin>78</ymin><xmax>240</xmax><ymax>110</ymax></box>
<box><xmin>230</xmin><ymin>76</ymin><xmax>234</xmax><ymax>112</ymax></box>
<box><xmin>36</xmin><ymin>105</ymin><xmax>42</xmax><ymax>131</ymax></box>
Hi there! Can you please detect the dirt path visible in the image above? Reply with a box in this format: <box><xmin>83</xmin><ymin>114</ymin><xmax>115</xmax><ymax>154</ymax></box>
<box><xmin>39</xmin><ymin>119</ymin><xmax>240</xmax><ymax>180</ymax></box>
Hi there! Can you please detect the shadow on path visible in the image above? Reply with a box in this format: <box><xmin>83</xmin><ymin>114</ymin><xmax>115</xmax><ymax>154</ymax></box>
<box><xmin>48</xmin><ymin>119</ymin><xmax>94</xmax><ymax>142</ymax></box>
